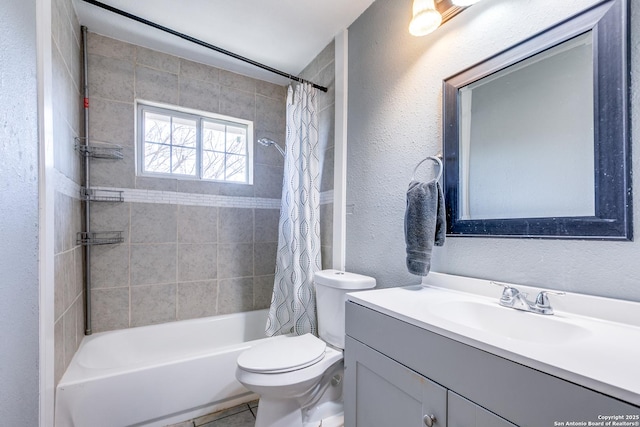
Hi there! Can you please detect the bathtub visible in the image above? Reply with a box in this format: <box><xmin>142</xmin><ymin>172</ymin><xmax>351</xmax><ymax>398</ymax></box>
<box><xmin>55</xmin><ymin>309</ymin><xmax>271</xmax><ymax>427</ymax></box>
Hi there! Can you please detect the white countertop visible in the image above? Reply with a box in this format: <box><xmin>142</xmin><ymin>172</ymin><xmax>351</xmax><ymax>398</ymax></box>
<box><xmin>346</xmin><ymin>272</ymin><xmax>640</xmax><ymax>406</ymax></box>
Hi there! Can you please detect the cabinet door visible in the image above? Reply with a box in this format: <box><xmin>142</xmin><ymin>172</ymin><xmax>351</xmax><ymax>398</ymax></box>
<box><xmin>345</xmin><ymin>336</ymin><xmax>447</xmax><ymax>427</ymax></box>
<box><xmin>448</xmin><ymin>391</ymin><xmax>516</xmax><ymax>427</ymax></box>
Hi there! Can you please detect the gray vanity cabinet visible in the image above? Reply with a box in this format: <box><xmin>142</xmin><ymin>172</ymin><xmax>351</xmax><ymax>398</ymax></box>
<box><xmin>345</xmin><ymin>336</ymin><xmax>447</xmax><ymax>427</ymax></box>
<box><xmin>344</xmin><ymin>301</ymin><xmax>639</xmax><ymax>427</ymax></box>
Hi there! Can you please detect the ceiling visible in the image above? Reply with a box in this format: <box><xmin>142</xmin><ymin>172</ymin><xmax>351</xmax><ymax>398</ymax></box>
<box><xmin>72</xmin><ymin>0</ymin><xmax>376</xmax><ymax>85</ymax></box>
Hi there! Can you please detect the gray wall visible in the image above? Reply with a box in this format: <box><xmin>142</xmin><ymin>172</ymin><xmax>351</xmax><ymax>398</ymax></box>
<box><xmin>52</xmin><ymin>0</ymin><xmax>85</xmax><ymax>386</ymax></box>
<box><xmin>346</xmin><ymin>0</ymin><xmax>640</xmax><ymax>301</ymax></box>
<box><xmin>0</xmin><ymin>0</ymin><xmax>40</xmax><ymax>424</ymax></box>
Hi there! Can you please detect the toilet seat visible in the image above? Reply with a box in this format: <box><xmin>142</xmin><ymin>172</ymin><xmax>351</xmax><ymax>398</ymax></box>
<box><xmin>237</xmin><ymin>334</ymin><xmax>327</xmax><ymax>374</ymax></box>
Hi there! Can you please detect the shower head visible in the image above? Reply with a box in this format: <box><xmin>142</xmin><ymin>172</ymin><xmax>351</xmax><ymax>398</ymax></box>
<box><xmin>258</xmin><ymin>137</ymin><xmax>275</xmax><ymax>147</ymax></box>
<box><xmin>258</xmin><ymin>137</ymin><xmax>285</xmax><ymax>157</ymax></box>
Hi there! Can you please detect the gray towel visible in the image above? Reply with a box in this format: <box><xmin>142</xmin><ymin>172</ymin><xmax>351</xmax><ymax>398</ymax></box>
<box><xmin>405</xmin><ymin>180</ymin><xmax>446</xmax><ymax>276</ymax></box>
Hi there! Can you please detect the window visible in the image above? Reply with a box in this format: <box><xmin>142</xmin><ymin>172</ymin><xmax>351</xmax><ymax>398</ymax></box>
<box><xmin>137</xmin><ymin>103</ymin><xmax>253</xmax><ymax>184</ymax></box>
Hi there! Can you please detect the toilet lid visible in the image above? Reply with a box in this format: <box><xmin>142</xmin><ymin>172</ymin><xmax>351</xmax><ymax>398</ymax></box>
<box><xmin>237</xmin><ymin>333</ymin><xmax>326</xmax><ymax>374</ymax></box>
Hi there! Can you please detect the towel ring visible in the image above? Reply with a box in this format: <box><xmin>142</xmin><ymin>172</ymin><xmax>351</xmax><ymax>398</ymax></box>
<box><xmin>412</xmin><ymin>156</ymin><xmax>443</xmax><ymax>182</ymax></box>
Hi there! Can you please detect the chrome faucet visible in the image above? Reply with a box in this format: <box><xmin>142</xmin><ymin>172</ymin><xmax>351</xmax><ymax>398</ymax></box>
<box><xmin>491</xmin><ymin>282</ymin><xmax>565</xmax><ymax>315</ymax></box>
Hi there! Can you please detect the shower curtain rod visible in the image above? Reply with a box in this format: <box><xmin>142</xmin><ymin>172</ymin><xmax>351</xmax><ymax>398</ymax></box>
<box><xmin>80</xmin><ymin>0</ymin><xmax>329</xmax><ymax>93</ymax></box>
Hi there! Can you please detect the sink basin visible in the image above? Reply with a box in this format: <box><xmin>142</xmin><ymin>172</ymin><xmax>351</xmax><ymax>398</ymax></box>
<box><xmin>428</xmin><ymin>300</ymin><xmax>591</xmax><ymax>344</ymax></box>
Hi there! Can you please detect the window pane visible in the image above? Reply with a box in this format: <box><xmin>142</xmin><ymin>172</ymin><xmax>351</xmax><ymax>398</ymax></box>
<box><xmin>226</xmin><ymin>126</ymin><xmax>247</xmax><ymax>154</ymax></box>
<box><xmin>225</xmin><ymin>154</ymin><xmax>247</xmax><ymax>182</ymax></box>
<box><xmin>172</xmin><ymin>146</ymin><xmax>196</xmax><ymax>176</ymax></box>
<box><xmin>203</xmin><ymin>121</ymin><xmax>226</xmax><ymax>152</ymax></box>
<box><xmin>202</xmin><ymin>150</ymin><xmax>225</xmax><ymax>180</ymax></box>
<box><xmin>144</xmin><ymin>112</ymin><xmax>171</xmax><ymax>144</ymax></box>
<box><xmin>172</xmin><ymin>117</ymin><xmax>197</xmax><ymax>148</ymax></box>
<box><xmin>145</xmin><ymin>142</ymin><xmax>171</xmax><ymax>173</ymax></box>
<box><xmin>139</xmin><ymin>104</ymin><xmax>251</xmax><ymax>184</ymax></box>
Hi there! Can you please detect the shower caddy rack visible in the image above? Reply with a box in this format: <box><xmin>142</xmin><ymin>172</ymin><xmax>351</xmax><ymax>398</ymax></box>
<box><xmin>76</xmin><ymin>25</ymin><xmax>125</xmax><ymax>335</ymax></box>
<box><xmin>74</xmin><ymin>138</ymin><xmax>125</xmax><ymax>246</ymax></box>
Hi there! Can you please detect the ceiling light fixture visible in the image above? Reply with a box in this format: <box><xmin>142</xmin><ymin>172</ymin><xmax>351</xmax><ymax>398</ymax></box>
<box><xmin>409</xmin><ymin>0</ymin><xmax>443</xmax><ymax>36</ymax></box>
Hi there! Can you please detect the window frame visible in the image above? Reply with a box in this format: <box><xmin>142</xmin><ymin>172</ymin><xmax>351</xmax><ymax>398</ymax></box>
<box><xmin>135</xmin><ymin>101</ymin><xmax>254</xmax><ymax>185</ymax></box>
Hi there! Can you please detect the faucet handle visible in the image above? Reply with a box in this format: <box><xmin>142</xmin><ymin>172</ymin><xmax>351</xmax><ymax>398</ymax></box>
<box><xmin>535</xmin><ymin>290</ymin><xmax>565</xmax><ymax>309</ymax></box>
<box><xmin>490</xmin><ymin>281</ymin><xmax>513</xmax><ymax>290</ymax></box>
<box><xmin>490</xmin><ymin>281</ymin><xmax>521</xmax><ymax>303</ymax></box>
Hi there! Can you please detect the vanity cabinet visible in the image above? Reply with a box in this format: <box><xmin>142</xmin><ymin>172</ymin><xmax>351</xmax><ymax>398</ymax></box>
<box><xmin>344</xmin><ymin>301</ymin><xmax>639</xmax><ymax>427</ymax></box>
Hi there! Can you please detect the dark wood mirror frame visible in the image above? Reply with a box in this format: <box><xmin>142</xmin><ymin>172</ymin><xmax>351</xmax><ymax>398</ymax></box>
<box><xmin>442</xmin><ymin>0</ymin><xmax>632</xmax><ymax>240</ymax></box>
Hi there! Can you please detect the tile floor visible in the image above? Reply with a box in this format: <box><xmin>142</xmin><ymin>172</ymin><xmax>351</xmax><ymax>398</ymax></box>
<box><xmin>167</xmin><ymin>401</ymin><xmax>258</xmax><ymax>427</ymax></box>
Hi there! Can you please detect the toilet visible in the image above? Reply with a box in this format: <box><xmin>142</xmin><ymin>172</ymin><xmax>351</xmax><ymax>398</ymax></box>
<box><xmin>235</xmin><ymin>269</ymin><xmax>376</xmax><ymax>427</ymax></box>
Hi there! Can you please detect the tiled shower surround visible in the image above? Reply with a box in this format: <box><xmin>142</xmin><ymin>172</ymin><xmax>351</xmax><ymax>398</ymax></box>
<box><xmin>86</xmin><ymin>33</ymin><xmax>335</xmax><ymax>332</ymax></box>
<box><xmin>53</xmin><ymin>0</ymin><xmax>84</xmax><ymax>385</ymax></box>
<box><xmin>90</xmin><ymin>202</ymin><xmax>282</xmax><ymax>330</ymax></box>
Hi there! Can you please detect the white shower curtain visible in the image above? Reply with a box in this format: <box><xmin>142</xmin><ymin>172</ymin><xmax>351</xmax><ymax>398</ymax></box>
<box><xmin>265</xmin><ymin>83</ymin><xmax>322</xmax><ymax>337</ymax></box>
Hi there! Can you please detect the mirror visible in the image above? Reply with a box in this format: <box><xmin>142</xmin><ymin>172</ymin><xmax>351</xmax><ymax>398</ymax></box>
<box><xmin>459</xmin><ymin>32</ymin><xmax>595</xmax><ymax>220</ymax></box>
<box><xmin>443</xmin><ymin>0</ymin><xmax>631</xmax><ymax>239</ymax></box>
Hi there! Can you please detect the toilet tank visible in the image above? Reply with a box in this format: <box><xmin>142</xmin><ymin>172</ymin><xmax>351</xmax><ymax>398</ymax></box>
<box><xmin>314</xmin><ymin>269</ymin><xmax>376</xmax><ymax>349</ymax></box>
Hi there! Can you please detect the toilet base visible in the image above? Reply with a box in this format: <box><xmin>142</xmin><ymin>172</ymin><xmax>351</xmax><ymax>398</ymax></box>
<box><xmin>254</xmin><ymin>399</ymin><xmax>344</xmax><ymax>427</ymax></box>
<box><xmin>254</xmin><ymin>397</ymin><xmax>302</xmax><ymax>427</ymax></box>
<box><xmin>304</xmin><ymin>413</ymin><xmax>343</xmax><ymax>427</ymax></box>
<box><xmin>303</xmin><ymin>400</ymin><xmax>344</xmax><ymax>427</ymax></box>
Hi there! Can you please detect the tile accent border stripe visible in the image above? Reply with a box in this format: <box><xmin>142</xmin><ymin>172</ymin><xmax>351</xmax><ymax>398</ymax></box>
<box><xmin>97</xmin><ymin>186</ymin><xmax>281</xmax><ymax>208</ymax></box>
<box><xmin>55</xmin><ymin>173</ymin><xmax>335</xmax><ymax>208</ymax></box>
<box><xmin>54</xmin><ymin>169</ymin><xmax>82</xmax><ymax>199</ymax></box>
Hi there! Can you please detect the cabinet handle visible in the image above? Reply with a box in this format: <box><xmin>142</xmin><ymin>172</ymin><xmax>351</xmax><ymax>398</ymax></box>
<box><xmin>423</xmin><ymin>414</ymin><xmax>437</xmax><ymax>426</ymax></box>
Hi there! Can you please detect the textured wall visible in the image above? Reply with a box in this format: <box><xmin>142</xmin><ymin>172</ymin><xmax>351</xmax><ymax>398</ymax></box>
<box><xmin>299</xmin><ymin>40</ymin><xmax>336</xmax><ymax>269</ymax></box>
<box><xmin>346</xmin><ymin>0</ymin><xmax>640</xmax><ymax>301</ymax></box>
<box><xmin>52</xmin><ymin>0</ymin><xmax>85</xmax><ymax>386</ymax></box>
<box><xmin>0</xmin><ymin>0</ymin><xmax>40</xmax><ymax>424</ymax></box>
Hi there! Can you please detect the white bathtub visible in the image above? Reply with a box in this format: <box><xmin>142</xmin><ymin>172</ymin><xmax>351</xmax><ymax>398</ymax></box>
<box><xmin>55</xmin><ymin>309</ymin><xmax>271</xmax><ymax>427</ymax></box>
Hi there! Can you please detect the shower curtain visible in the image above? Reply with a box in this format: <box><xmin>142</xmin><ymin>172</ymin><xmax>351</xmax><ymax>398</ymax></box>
<box><xmin>265</xmin><ymin>83</ymin><xmax>322</xmax><ymax>337</ymax></box>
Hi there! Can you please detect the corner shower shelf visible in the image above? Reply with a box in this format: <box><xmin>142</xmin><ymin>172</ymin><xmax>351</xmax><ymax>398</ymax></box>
<box><xmin>77</xmin><ymin>231</ymin><xmax>124</xmax><ymax>246</ymax></box>
<box><xmin>81</xmin><ymin>188</ymin><xmax>124</xmax><ymax>203</ymax></box>
<box><xmin>75</xmin><ymin>139</ymin><xmax>124</xmax><ymax>159</ymax></box>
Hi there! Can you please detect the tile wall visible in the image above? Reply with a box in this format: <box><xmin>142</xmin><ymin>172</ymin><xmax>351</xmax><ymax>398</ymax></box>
<box><xmin>52</xmin><ymin>0</ymin><xmax>84</xmax><ymax>385</ymax></box>
<box><xmin>86</xmin><ymin>33</ymin><xmax>335</xmax><ymax>332</ymax></box>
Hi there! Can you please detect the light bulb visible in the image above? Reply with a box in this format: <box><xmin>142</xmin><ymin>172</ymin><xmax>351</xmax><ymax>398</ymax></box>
<box><xmin>409</xmin><ymin>0</ymin><xmax>442</xmax><ymax>36</ymax></box>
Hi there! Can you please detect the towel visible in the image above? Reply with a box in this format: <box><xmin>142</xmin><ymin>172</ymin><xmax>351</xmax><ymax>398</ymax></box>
<box><xmin>405</xmin><ymin>180</ymin><xmax>446</xmax><ymax>276</ymax></box>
